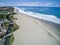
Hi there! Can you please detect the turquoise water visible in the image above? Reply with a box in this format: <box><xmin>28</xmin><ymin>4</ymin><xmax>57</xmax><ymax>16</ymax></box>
<box><xmin>17</xmin><ymin>6</ymin><xmax>60</xmax><ymax>18</ymax></box>
<box><xmin>16</xmin><ymin>6</ymin><xmax>60</xmax><ymax>24</ymax></box>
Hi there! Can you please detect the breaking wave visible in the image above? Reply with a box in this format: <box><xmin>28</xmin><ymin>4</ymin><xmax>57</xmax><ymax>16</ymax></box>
<box><xmin>14</xmin><ymin>7</ymin><xmax>60</xmax><ymax>24</ymax></box>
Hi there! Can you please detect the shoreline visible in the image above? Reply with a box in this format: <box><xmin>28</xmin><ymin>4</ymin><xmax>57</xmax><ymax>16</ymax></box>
<box><xmin>13</xmin><ymin>13</ymin><xmax>60</xmax><ymax>45</ymax></box>
<box><xmin>14</xmin><ymin>7</ymin><xmax>60</xmax><ymax>24</ymax></box>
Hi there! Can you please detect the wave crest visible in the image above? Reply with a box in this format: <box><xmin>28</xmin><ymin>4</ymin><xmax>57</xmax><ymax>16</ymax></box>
<box><xmin>14</xmin><ymin>7</ymin><xmax>60</xmax><ymax>24</ymax></box>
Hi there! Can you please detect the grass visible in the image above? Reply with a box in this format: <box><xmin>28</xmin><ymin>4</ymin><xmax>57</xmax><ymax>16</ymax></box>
<box><xmin>5</xmin><ymin>23</ymin><xmax>19</xmax><ymax>45</ymax></box>
<box><xmin>11</xmin><ymin>23</ymin><xmax>19</xmax><ymax>32</ymax></box>
<box><xmin>10</xmin><ymin>35</ymin><xmax>15</xmax><ymax>45</ymax></box>
<box><xmin>5</xmin><ymin>22</ymin><xmax>19</xmax><ymax>45</ymax></box>
<box><xmin>6</xmin><ymin>35</ymin><xmax>14</xmax><ymax>45</ymax></box>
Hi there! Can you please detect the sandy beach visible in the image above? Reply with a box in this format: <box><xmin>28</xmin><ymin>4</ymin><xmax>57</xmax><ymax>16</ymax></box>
<box><xmin>13</xmin><ymin>13</ymin><xmax>60</xmax><ymax>45</ymax></box>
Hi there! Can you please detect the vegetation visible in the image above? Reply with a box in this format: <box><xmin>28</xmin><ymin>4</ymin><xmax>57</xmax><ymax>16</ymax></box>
<box><xmin>11</xmin><ymin>23</ymin><xmax>19</xmax><ymax>32</ymax></box>
<box><xmin>0</xmin><ymin>6</ymin><xmax>18</xmax><ymax>30</ymax></box>
<box><xmin>6</xmin><ymin>34</ymin><xmax>15</xmax><ymax>45</ymax></box>
<box><xmin>0</xmin><ymin>6</ymin><xmax>14</xmax><ymax>13</ymax></box>
<box><xmin>0</xmin><ymin>6</ymin><xmax>19</xmax><ymax>45</ymax></box>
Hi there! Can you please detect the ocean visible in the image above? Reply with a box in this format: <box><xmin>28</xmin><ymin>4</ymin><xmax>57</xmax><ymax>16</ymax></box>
<box><xmin>16</xmin><ymin>6</ymin><xmax>60</xmax><ymax>24</ymax></box>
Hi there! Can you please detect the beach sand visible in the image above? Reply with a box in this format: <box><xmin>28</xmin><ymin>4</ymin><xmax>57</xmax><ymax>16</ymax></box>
<box><xmin>13</xmin><ymin>13</ymin><xmax>60</xmax><ymax>45</ymax></box>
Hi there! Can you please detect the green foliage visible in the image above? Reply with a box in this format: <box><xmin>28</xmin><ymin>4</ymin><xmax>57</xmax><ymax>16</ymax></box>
<box><xmin>0</xmin><ymin>6</ymin><xmax>17</xmax><ymax>20</ymax></box>
<box><xmin>0</xmin><ymin>6</ymin><xmax>14</xmax><ymax>13</ymax></box>
<box><xmin>11</xmin><ymin>23</ymin><xmax>19</xmax><ymax>32</ymax></box>
<box><xmin>6</xmin><ymin>35</ymin><xmax>15</xmax><ymax>45</ymax></box>
<box><xmin>2</xmin><ymin>22</ymin><xmax>9</xmax><ymax>29</ymax></box>
<box><xmin>10</xmin><ymin>35</ymin><xmax>15</xmax><ymax>45</ymax></box>
<box><xmin>0</xmin><ymin>6</ymin><xmax>19</xmax><ymax>45</ymax></box>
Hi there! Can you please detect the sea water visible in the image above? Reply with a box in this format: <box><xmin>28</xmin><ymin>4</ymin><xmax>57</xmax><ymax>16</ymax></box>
<box><xmin>16</xmin><ymin>6</ymin><xmax>60</xmax><ymax>24</ymax></box>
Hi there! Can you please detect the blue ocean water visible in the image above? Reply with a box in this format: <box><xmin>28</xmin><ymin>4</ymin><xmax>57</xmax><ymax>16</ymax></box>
<box><xmin>17</xmin><ymin>6</ymin><xmax>60</xmax><ymax>18</ymax></box>
<box><xmin>16</xmin><ymin>6</ymin><xmax>60</xmax><ymax>24</ymax></box>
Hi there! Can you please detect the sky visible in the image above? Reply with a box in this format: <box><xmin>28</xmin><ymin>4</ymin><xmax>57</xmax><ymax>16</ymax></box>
<box><xmin>0</xmin><ymin>0</ymin><xmax>60</xmax><ymax>7</ymax></box>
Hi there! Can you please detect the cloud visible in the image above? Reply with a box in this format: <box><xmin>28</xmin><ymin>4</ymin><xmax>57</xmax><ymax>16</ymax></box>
<box><xmin>12</xmin><ymin>2</ymin><xmax>40</xmax><ymax>6</ymax></box>
<box><xmin>44</xmin><ymin>2</ymin><xmax>51</xmax><ymax>6</ymax></box>
<box><xmin>22</xmin><ymin>2</ymin><xmax>39</xmax><ymax>6</ymax></box>
<box><xmin>15</xmin><ymin>2</ymin><xmax>52</xmax><ymax>6</ymax></box>
<box><xmin>0</xmin><ymin>2</ymin><xmax>54</xmax><ymax>7</ymax></box>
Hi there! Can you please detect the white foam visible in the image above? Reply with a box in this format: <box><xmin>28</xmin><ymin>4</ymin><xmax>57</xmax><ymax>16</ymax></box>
<box><xmin>14</xmin><ymin>7</ymin><xmax>60</xmax><ymax>24</ymax></box>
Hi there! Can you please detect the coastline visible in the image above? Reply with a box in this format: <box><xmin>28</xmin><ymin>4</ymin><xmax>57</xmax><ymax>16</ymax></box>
<box><xmin>0</xmin><ymin>7</ymin><xmax>18</xmax><ymax>45</ymax></box>
<box><xmin>13</xmin><ymin>13</ymin><xmax>60</xmax><ymax>45</ymax></box>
